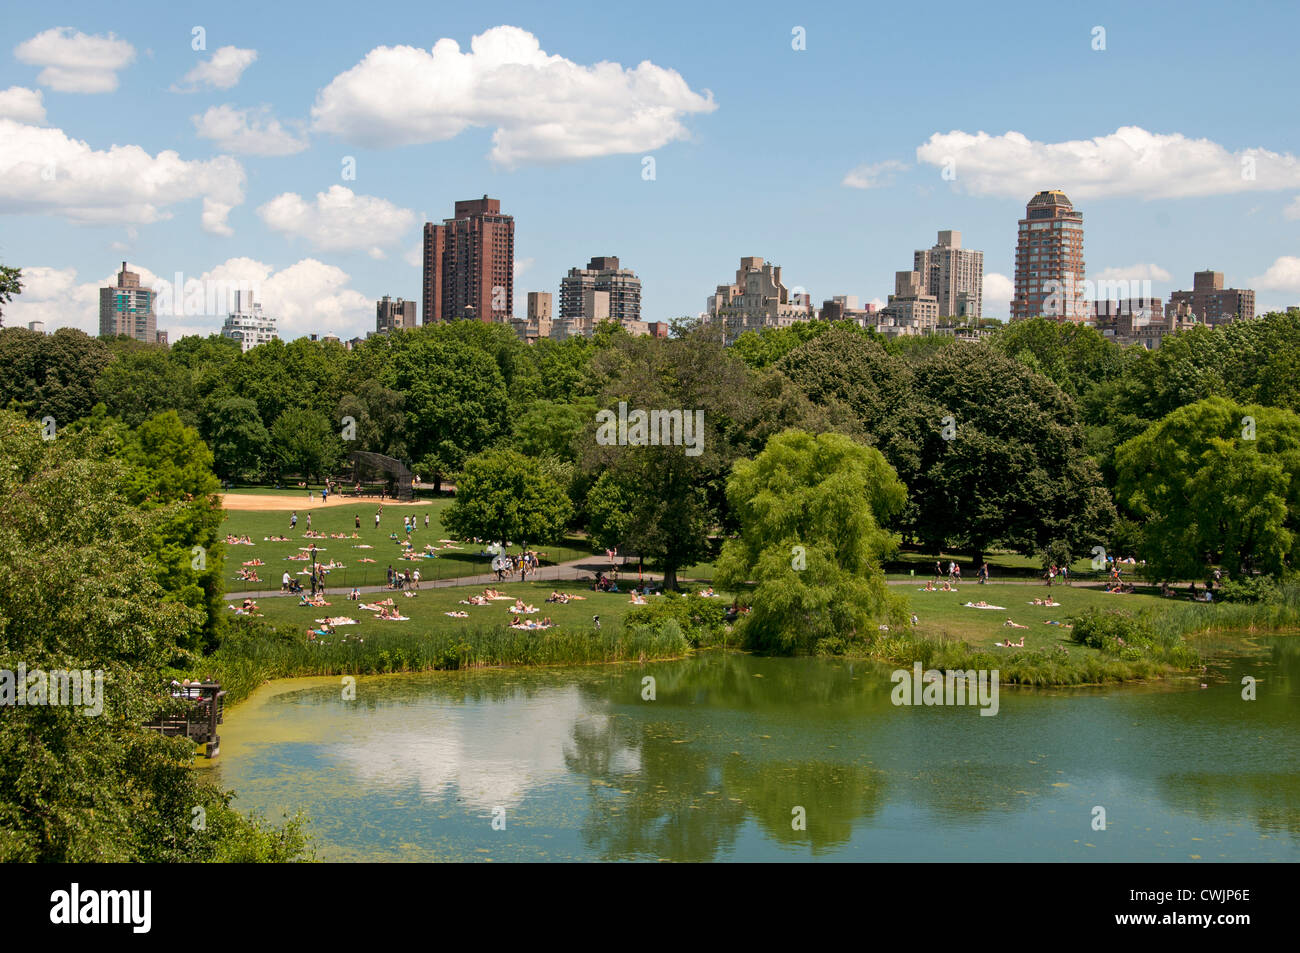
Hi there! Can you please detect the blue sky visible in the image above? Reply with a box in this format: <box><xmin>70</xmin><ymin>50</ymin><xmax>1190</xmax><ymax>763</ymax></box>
<box><xmin>3</xmin><ymin>0</ymin><xmax>1299</xmax><ymax>339</ymax></box>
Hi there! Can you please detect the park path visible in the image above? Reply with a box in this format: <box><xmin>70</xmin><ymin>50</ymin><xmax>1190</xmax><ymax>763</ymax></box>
<box><xmin>226</xmin><ymin>556</ymin><xmax>622</xmax><ymax>601</ymax></box>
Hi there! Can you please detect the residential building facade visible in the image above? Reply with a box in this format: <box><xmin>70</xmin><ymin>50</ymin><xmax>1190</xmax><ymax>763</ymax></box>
<box><xmin>1011</xmin><ymin>190</ymin><xmax>1088</xmax><ymax>321</ymax></box>
<box><xmin>914</xmin><ymin>230</ymin><xmax>983</xmax><ymax>318</ymax></box>
<box><xmin>220</xmin><ymin>290</ymin><xmax>278</xmax><ymax>352</ymax></box>
<box><xmin>1166</xmin><ymin>270</ymin><xmax>1255</xmax><ymax>326</ymax></box>
<box><xmin>375</xmin><ymin>295</ymin><xmax>418</xmax><ymax>334</ymax></box>
<box><xmin>559</xmin><ymin>256</ymin><xmax>641</xmax><ymax>325</ymax></box>
<box><xmin>99</xmin><ymin>261</ymin><xmax>157</xmax><ymax>343</ymax></box>
<box><xmin>706</xmin><ymin>256</ymin><xmax>813</xmax><ymax>344</ymax></box>
<box><xmin>422</xmin><ymin>195</ymin><xmax>515</xmax><ymax>324</ymax></box>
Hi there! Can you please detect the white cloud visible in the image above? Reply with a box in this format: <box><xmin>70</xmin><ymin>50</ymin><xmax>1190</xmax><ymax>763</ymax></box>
<box><xmin>193</xmin><ymin>104</ymin><xmax>308</xmax><ymax>156</ymax></box>
<box><xmin>982</xmin><ymin>272</ymin><xmax>1015</xmax><ymax>319</ymax></box>
<box><xmin>1093</xmin><ymin>263</ymin><xmax>1172</xmax><ymax>282</ymax></box>
<box><xmin>403</xmin><ymin>241</ymin><xmax>423</xmax><ymax>268</ymax></box>
<box><xmin>310</xmin><ymin>25</ymin><xmax>716</xmax><ymax>166</ymax></box>
<box><xmin>257</xmin><ymin>185</ymin><xmax>415</xmax><ymax>256</ymax></box>
<box><xmin>0</xmin><ymin>118</ymin><xmax>244</xmax><ymax>233</ymax></box>
<box><xmin>866</xmin><ymin>297</ymin><xmax>885</xmax><ymax>310</ymax></box>
<box><xmin>8</xmin><ymin>257</ymin><xmax>373</xmax><ymax>339</ymax></box>
<box><xmin>916</xmin><ymin>127</ymin><xmax>1300</xmax><ymax>200</ymax></box>
<box><xmin>513</xmin><ymin>257</ymin><xmax>534</xmax><ymax>279</ymax></box>
<box><xmin>0</xmin><ymin>86</ymin><xmax>46</xmax><ymax>124</ymax></box>
<box><xmin>175</xmin><ymin>46</ymin><xmax>257</xmax><ymax>91</ymax></box>
<box><xmin>14</xmin><ymin>27</ymin><xmax>135</xmax><ymax>94</ymax></box>
<box><xmin>1251</xmin><ymin>256</ymin><xmax>1300</xmax><ymax>292</ymax></box>
<box><xmin>1284</xmin><ymin>196</ymin><xmax>1300</xmax><ymax>220</ymax></box>
<box><xmin>842</xmin><ymin>159</ymin><xmax>907</xmax><ymax>190</ymax></box>
<box><xmin>201</xmin><ymin>257</ymin><xmax>372</xmax><ymax>337</ymax></box>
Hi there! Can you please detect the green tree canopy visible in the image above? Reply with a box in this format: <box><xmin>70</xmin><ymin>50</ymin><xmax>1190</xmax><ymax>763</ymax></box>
<box><xmin>1115</xmin><ymin>396</ymin><xmax>1300</xmax><ymax>579</ymax></box>
<box><xmin>717</xmin><ymin>429</ymin><xmax>908</xmax><ymax>654</ymax></box>
<box><xmin>442</xmin><ymin>449</ymin><xmax>572</xmax><ymax>546</ymax></box>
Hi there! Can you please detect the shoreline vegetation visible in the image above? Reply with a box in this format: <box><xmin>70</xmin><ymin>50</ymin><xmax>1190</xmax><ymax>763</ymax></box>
<box><xmin>194</xmin><ymin>581</ymin><xmax>1300</xmax><ymax>707</ymax></box>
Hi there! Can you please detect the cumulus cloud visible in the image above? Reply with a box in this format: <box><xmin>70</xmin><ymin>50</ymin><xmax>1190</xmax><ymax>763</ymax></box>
<box><xmin>513</xmin><ymin>257</ymin><xmax>534</xmax><ymax>279</ymax></box>
<box><xmin>1251</xmin><ymin>256</ymin><xmax>1300</xmax><ymax>292</ymax></box>
<box><xmin>193</xmin><ymin>104</ymin><xmax>308</xmax><ymax>156</ymax></box>
<box><xmin>1284</xmin><ymin>196</ymin><xmax>1300</xmax><ymax>221</ymax></box>
<box><xmin>175</xmin><ymin>46</ymin><xmax>257</xmax><ymax>91</ymax></box>
<box><xmin>7</xmin><ymin>257</ymin><xmax>373</xmax><ymax>339</ymax></box>
<box><xmin>14</xmin><ymin>27</ymin><xmax>135</xmax><ymax>93</ymax></box>
<box><xmin>0</xmin><ymin>118</ymin><xmax>245</xmax><ymax>233</ymax></box>
<box><xmin>1093</xmin><ymin>263</ymin><xmax>1172</xmax><ymax>282</ymax></box>
<box><xmin>310</xmin><ymin>25</ymin><xmax>716</xmax><ymax>166</ymax></box>
<box><xmin>842</xmin><ymin>159</ymin><xmax>908</xmax><ymax>189</ymax></box>
<box><xmin>916</xmin><ymin>127</ymin><xmax>1300</xmax><ymax>200</ymax></box>
<box><xmin>0</xmin><ymin>86</ymin><xmax>46</xmax><ymax>123</ymax></box>
<box><xmin>982</xmin><ymin>272</ymin><xmax>1015</xmax><ymax>319</ymax></box>
<box><xmin>257</xmin><ymin>185</ymin><xmax>415</xmax><ymax>256</ymax></box>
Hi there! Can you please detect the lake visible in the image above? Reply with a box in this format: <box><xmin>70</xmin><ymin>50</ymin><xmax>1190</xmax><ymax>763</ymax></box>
<box><xmin>213</xmin><ymin>638</ymin><xmax>1299</xmax><ymax>861</ymax></box>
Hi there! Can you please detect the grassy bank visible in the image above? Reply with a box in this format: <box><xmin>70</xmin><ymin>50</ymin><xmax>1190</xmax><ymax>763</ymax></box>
<box><xmin>194</xmin><ymin>617</ymin><xmax>693</xmax><ymax>705</ymax></box>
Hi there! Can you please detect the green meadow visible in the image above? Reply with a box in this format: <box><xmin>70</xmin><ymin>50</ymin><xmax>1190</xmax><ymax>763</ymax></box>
<box><xmin>220</xmin><ymin>501</ymin><xmax>599</xmax><ymax>593</ymax></box>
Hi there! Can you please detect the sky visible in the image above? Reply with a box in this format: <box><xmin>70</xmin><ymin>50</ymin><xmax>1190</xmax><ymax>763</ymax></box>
<box><xmin>2</xmin><ymin>0</ymin><xmax>1299</xmax><ymax>341</ymax></box>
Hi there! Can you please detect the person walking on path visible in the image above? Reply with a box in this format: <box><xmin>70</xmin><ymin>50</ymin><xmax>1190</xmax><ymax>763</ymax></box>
<box><xmin>291</xmin><ymin>511</ymin><xmax>298</xmax><ymax>530</ymax></box>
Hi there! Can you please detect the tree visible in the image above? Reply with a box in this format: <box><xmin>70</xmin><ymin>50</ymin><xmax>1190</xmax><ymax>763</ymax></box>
<box><xmin>95</xmin><ymin>342</ymin><xmax>197</xmax><ymax>428</ymax></box>
<box><xmin>901</xmin><ymin>342</ymin><xmax>1114</xmax><ymax>562</ymax></box>
<box><xmin>0</xmin><ymin>411</ymin><xmax>307</xmax><ymax>861</ymax></box>
<box><xmin>119</xmin><ymin>411</ymin><xmax>227</xmax><ymax>650</ymax></box>
<box><xmin>716</xmin><ymin>430</ymin><xmax>908</xmax><ymax>654</ymax></box>
<box><xmin>0</xmin><ymin>264</ymin><xmax>21</xmax><ymax>325</ymax></box>
<box><xmin>270</xmin><ymin>408</ymin><xmax>342</xmax><ymax>484</ymax></box>
<box><xmin>1115</xmin><ymin>397</ymin><xmax>1300</xmax><ymax>579</ymax></box>
<box><xmin>442</xmin><ymin>449</ymin><xmax>572</xmax><ymax>547</ymax></box>
<box><xmin>582</xmin><ymin>326</ymin><xmax>757</xmax><ymax>589</ymax></box>
<box><xmin>391</xmin><ymin>331</ymin><xmax>510</xmax><ymax>489</ymax></box>
<box><xmin>209</xmin><ymin>396</ymin><xmax>271</xmax><ymax>481</ymax></box>
<box><xmin>0</xmin><ymin>326</ymin><xmax>112</xmax><ymax>425</ymax></box>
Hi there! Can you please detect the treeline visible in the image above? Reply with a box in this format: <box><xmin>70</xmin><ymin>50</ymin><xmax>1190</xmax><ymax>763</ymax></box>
<box><xmin>2</xmin><ymin>311</ymin><xmax>1299</xmax><ymax>586</ymax></box>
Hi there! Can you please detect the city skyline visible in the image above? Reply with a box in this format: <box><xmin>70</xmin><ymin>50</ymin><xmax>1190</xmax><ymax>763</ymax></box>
<box><xmin>3</xmin><ymin>0</ymin><xmax>1300</xmax><ymax>341</ymax></box>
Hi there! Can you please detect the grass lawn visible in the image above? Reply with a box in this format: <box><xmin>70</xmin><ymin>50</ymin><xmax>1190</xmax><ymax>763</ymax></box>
<box><xmin>220</xmin><ymin>500</ymin><xmax>599</xmax><ymax>594</ymax></box>
<box><xmin>231</xmin><ymin>579</ymin><xmax>738</xmax><ymax>641</ymax></box>
<box><xmin>907</xmin><ymin>581</ymin><xmax>1166</xmax><ymax>656</ymax></box>
<box><xmin>884</xmin><ymin>548</ymin><xmax>1149</xmax><ymax>581</ymax></box>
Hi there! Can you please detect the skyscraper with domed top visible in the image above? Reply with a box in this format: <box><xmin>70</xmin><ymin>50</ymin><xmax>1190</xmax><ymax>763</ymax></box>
<box><xmin>1011</xmin><ymin>190</ymin><xmax>1086</xmax><ymax>321</ymax></box>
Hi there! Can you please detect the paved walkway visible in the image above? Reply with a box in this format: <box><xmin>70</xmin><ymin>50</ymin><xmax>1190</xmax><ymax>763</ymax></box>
<box><xmin>228</xmin><ymin>557</ymin><xmax>629</xmax><ymax>601</ymax></box>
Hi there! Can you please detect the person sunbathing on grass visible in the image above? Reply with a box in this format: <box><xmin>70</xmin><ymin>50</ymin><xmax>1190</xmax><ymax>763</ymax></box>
<box><xmin>921</xmin><ymin>581</ymin><xmax>937</xmax><ymax>591</ymax></box>
<box><xmin>541</xmin><ymin>617</ymin><xmax>553</xmax><ymax>627</ymax></box>
<box><xmin>1042</xmin><ymin>620</ymin><xmax>1073</xmax><ymax>628</ymax></box>
<box><xmin>445</xmin><ymin>611</ymin><xmax>469</xmax><ymax>618</ymax></box>
<box><xmin>998</xmin><ymin>635</ymin><xmax>1026</xmax><ymax>647</ymax></box>
<box><xmin>243</xmin><ymin>559</ymin><xmax>265</xmax><ymax>566</ymax></box>
<box><xmin>1003</xmin><ymin>619</ymin><xmax>1028</xmax><ymax>629</ymax></box>
<box><xmin>629</xmin><ymin>593</ymin><xmax>647</xmax><ymax>605</ymax></box>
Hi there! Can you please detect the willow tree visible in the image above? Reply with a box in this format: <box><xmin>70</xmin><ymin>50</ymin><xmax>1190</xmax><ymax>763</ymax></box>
<box><xmin>716</xmin><ymin>429</ymin><xmax>908</xmax><ymax>654</ymax></box>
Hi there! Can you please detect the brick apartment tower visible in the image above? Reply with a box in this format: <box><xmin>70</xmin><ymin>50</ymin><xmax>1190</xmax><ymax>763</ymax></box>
<box><xmin>1011</xmin><ymin>190</ymin><xmax>1087</xmax><ymax>321</ymax></box>
<box><xmin>99</xmin><ymin>261</ymin><xmax>157</xmax><ymax>342</ymax></box>
<box><xmin>422</xmin><ymin>196</ymin><xmax>515</xmax><ymax>324</ymax></box>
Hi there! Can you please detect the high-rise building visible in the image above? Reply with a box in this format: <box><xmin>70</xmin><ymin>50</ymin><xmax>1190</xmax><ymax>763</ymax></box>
<box><xmin>221</xmin><ymin>291</ymin><xmax>277</xmax><ymax>352</ymax></box>
<box><xmin>1011</xmin><ymin>191</ymin><xmax>1087</xmax><ymax>321</ymax></box>
<box><xmin>99</xmin><ymin>261</ymin><xmax>157</xmax><ymax>342</ymax></box>
<box><xmin>1166</xmin><ymin>270</ymin><xmax>1255</xmax><ymax>326</ymax></box>
<box><xmin>706</xmin><ymin>256</ymin><xmax>813</xmax><ymax>345</ymax></box>
<box><xmin>879</xmin><ymin>271</ymin><xmax>940</xmax><ymax>331</ymax></box>
<box><xmin>422</xmin><ymin>195</ymin><xmax>515</xmax><ymax>324</ymax></box>
<box><xmin>559</xmin><ymin>256</ymin><xmax>642</xmax><ymax>324</ymax></box>
<box><xmin>376</xmin><ymin>295</ymin><xmax>418</xmax><ymax>333</ymax></box>
<box><xmin>914</xmin><ymin>230</ymin><xmax>983</xmax><ymax>319</ymax></box>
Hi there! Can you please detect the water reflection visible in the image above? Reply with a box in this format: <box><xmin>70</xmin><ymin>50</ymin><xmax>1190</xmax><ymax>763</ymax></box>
<box><xmin>215</xmin><ymin>640</ymin><xmax>1300</xmax><ymax>861</ymax></box>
